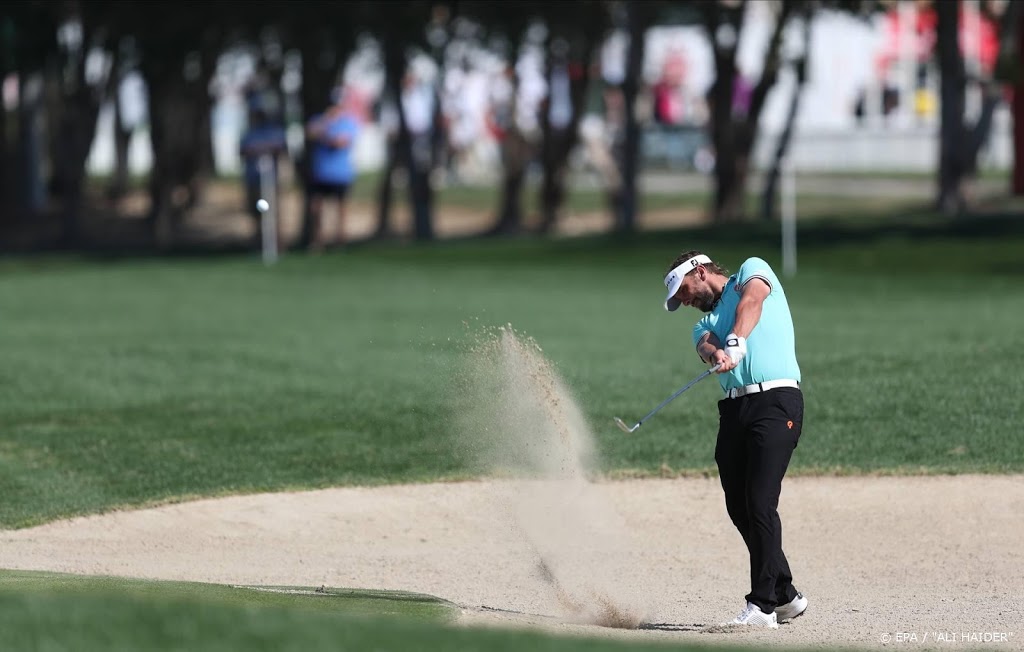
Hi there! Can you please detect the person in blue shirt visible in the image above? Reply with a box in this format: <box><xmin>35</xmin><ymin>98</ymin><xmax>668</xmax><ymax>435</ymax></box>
<box><xmin>240</xmin><ymin>106</ymin><xmax>288</xmax><ymax>247</ymax></box>
<box><xmin>664</xmin><ymin>250</ymin><xmax>808</xmax><ymax>629</ymax></box>
<box><xmin>305</xmin><ymin>87</ymin><xmax>360</xmax><ymax>252</ymax></box>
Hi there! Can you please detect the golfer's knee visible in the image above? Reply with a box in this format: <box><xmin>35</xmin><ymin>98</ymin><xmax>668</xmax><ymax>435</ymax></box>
<box><xmin>724</xmin><ymin>497</ymin><xmax>748</xmax><ymax>527</ymax></box>
<box><xmin>747</xmin><ymin>496</ymin><xmax>780</xmax><ymax>525</ymax></box>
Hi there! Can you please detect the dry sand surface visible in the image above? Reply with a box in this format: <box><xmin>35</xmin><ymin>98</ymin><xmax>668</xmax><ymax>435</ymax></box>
<box><xmin>2</xmin><ymin>475</ymin><xmax>1023</xmax><ymax>650</ymax></box>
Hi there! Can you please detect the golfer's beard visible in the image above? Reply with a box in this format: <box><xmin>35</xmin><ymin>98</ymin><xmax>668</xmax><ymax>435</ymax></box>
<box><xmin>695</xmin><ymin>289</ymin><xmax>720</xmax><ymax>313</ymax></box>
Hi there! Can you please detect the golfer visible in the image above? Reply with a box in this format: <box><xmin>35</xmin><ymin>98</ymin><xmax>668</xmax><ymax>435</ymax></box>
<box><xmin>663</xmin><ymin>250</ymin><xmax>807</xmax><ymax>629</ymax></box>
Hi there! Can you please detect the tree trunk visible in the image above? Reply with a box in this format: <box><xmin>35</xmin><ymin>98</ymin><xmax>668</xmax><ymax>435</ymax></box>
<box><xmin>380</xmin><ymin>30</ymin><xmax>433</xmax><ymax>241</ymax></box>
<box><xmin>54</xmin><ymin>65</ymin><xmax>110</xmax><ymax>246</ymax></box>
<box><xmin>492</xmin><ymin>128</ymin><xmax>530</xmax><ymax>234</ymax></box>
<box><xmin>374</xmin><ymin>130</ymin><xmax>400</xmax><ymax>239</ymax></box>
<box><xmin>296</xmin><ymin>34</ymin><xmax>339</xmax><ymax>249</ymax></box>
<box><xmin>403</xmin><ymin>93</ymin><xmax>435</xmax><ymax>241</ymax></box>
<box><xmin>1016</xmin><ymin>90</ymin><xmax>1024</xmax><ymax>194</ymax></box>
<box><xmin>146</xmin><ymin>77</ymin><xmax>203</xmax><ymax>245</ymax></box>
<box><xmin>537</xmin><ymin>37</ymin><xmax>597</xmax><ymax>233</ymax></box>
<box><xmin>760</xmin><ymin>82</ymin><xmax>803</xmax><ymax>220</ymax></box>
<box><xmin>713</xmin><ymin>151</ymin><xmax>747</xmax><ymax>222</ymax></box>
<box><xmin>708</xmin><ymin>64</ymin><xmax>741</xmax><ymax>222</ymax></box>
<box><xmin>761</xmin><ymin>8</ymin><xmax>812</xmax><ymax>220</ymax></box>
<box><xmin>705</xmin><ymin>0</ymin><xmax>795</xmax><ymax>222</ymax></box>
<box><xmin>16</xmin><ymin>73</ymin><xmax>46</xmax><ymax>220</ymax></box>
<box><xmin>109</xmin><ymin>81</ymin><xmax>133</xmax><ymax>200</ymax></box>
<box><xmin>186</xmin><ymin>49</ymin><xmax>217</xmax><ymax>212</ymax></box>
<box><xmin>1016</xmin><ymin>61</ymin><xmax>1024</xmax><ymax>192</ymax></box>
<box><xmin>705</xmin><ymin>0</ymin><xmax>742</xmax><ymax>222</ymax></box>
<box><xmin>936</xmin><ymin>0</ymin><xmax>967</xmax><ymax>215</ymax></box>
<box><xmin>374</xmin><ymin>35</ymin><xmax>406</xmax><ymax>240</ymax></box>
<box><xmin>55</xmin><ymin>104</ymin><xmax>91</xmax><ymax>246</ymax></box>
<box><xmin>616</xmin><ymin>3</ymin><xmax>649</xmax><ymax>233</ymax></box>
<box><xmin>537</xmin><ymin>123</ymin><xmax>567</xmax><ymax>231</ymax></box>
<box><xmin>963</xmin><ymin>87</ymin><xmax>1001</xmax><ymax>176</ymax></box>
<box><xmin>395</xmin><ymin>114</ymin><xmax>431</xmax><ymax>241</ymax></box>
<box><xmin>407</xmin><ymin>150</ymin><xmax>434</xmax><ymax>241</ymax></box>
<box><xmin>145</xmin><ymin>76</ymin><xmax>175</xmax><ymax>247</ymax></box>
<box><xmin>490</xmin><ymin>50</ymin><xmax>530</xmax><ymax>236</ymax></box>
<box><xmin>1014</xmin><ymin>8</ymin><xmax>1024</xmax><ymax>195</ymax></box>
<box><xmin>0</xmin><ymin>84</ymin><xmax>8</xmax><ymax>224</ymax></box>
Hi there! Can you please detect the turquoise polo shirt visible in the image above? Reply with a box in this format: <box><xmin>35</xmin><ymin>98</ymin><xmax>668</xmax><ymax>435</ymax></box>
<box><xmin>691</xmin><ymin>257</ymin><xmax>801</xmax><ymax>393</ymax></box>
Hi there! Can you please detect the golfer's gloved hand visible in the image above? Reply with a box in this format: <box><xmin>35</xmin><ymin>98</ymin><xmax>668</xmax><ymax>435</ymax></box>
<box><xmin>724</xmin><ymin>333</ymin><xmax>747</xmax><ymax>365</ymax></box>
<box><xmin>710</xmin><ymin>349</ymin><xmax>732</xmax><ymax>373</ymax></box>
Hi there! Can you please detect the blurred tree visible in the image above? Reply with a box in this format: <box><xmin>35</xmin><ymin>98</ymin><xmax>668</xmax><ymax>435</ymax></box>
<box><xmin>0</xmin><ymin>1</ymin><xmax>58</xmax><ymax>229</ymax></box>
<box><xmin>105</xmin><ymin>36</ymin><xmax>140</xmax><ymax>201</ymax></box>
<box><xmin>48</xmin><ymin>1</ymin><xmax>121</xmax><ymax>246</ymax></box>
<box><xmin>103</xmin><ymin>2</ymin><xmax>224</xmax><ymax>247</ymax></box>
<box><xmin>536</xmin><ymin>2</ymin><xmax>608</xmax><ymax>233</ymax></box>
<box><xmin>489</xmin><ymin>28</ymin><xmax>536</xmax><ymax>236</ymax></box>
<box><xmin>759</xmin><ymin>0</ymin><xmax>814</xmax><ymax>221</ymax></box>
<box><xmin>936</xmin><ymin>0</ymin><xmax>1020</xmax><ymax>214</ymax></box>
<box><xmin>936</xmin><ymin>0</ymin><xmax>969</xmax><ymax>214</ymax></box>
<box><xmin>369</xmin><ymin>1</ymin><xmax>447</xmax><ymax>241</ymax></box>
<box><xmin>1012</xmin><ymin>5</ymin><xmax>1024</xmax><ymax>195</ymax></box>
<box><xmin>613</xmin><ymin>0</ymin><xmax>656</xmax><ymax>233</ymax></box>
<box><xmin>461</xmin><ymin>2</ymin><xmax>545</xmax><ymax>235</ymax></box>
<box><xmin>700</xmin><ymin>0</ymin><xmax>799</xmax><ymax>222</ymax></box>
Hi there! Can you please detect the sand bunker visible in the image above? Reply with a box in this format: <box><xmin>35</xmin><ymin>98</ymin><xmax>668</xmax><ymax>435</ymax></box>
<box><xmin>2</xmin><ymin>476</ymin><xmax>1022</xmax><ymax>649</ymax></box>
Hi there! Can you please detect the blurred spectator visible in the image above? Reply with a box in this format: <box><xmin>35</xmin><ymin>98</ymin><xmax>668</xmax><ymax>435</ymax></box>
<box><xmin>578</xmin><ymin>85</ymin><xmax>623</xmax><ymax>192</ymax></box>
<box><xmin>484</xmin><ymin>64</ymin><xmax>515</xmax><ymax>143</ymax></box>
<box><xmin>305</xmin><ymin>87</ymin><xmax>361</xmax><ymax>252</ymax></box>
<box><xmin>653</xmin><ymin>49</ymin><xmax>687</xmax><ymax>126</ymax></box>
<box><xmin>239</xmin><ymin>101</ymin><xmax>288</xmax><ymax>248</ymax></box>
<box><xmin>732</xmin><ymin>68</ymin><xmax>753</xmax><ymax>120</ymax></box>
<box><xmin>442</xmin><ymin>59</ymin><xmax>490</xmax><ymax>183</ymax></box>
<box><xmin>402</xmin><ymin>70</ymin><xmax>437</xmax><ymax>174</ymax></box>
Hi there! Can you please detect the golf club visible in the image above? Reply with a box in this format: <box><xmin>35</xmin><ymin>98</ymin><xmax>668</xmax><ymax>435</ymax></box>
<box><xmin>614</xmin><ymin>363</ymin><xmax>722</xmax><ymax>434</ymax></box>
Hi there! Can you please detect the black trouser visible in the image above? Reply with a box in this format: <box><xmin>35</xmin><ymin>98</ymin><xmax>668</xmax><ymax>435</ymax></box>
<box><xmin>715</xmin><ymin>386</ymin><xmax>803</xmax><ymax>614</ymax></box>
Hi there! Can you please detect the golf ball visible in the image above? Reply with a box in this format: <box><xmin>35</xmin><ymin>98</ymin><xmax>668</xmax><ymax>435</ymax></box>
<box><xmin>256</xmin><ymin>199</ymin><xmax>269</xmax><ymax>212</ymax></box>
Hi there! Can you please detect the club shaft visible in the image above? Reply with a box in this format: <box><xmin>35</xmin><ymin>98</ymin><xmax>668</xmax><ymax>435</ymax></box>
<box><xmin>636</xmin><ymin>364</ymin><xmax>721</xmax><ymax>428</ymax></box>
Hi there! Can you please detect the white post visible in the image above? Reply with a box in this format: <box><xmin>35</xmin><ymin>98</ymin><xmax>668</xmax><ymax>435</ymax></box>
<box><xmin>781</xmin><ymin>154</ymin><xmax>797</xmax><ymax>278</ymax></box>
<box><xmin>258</xmin><ymin>154</ymin><xmax>278</xmax><ymax>266</ymax></box>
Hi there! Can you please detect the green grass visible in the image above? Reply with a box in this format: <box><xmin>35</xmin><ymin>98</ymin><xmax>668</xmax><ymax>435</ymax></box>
<box><xmin>2</xmin><ymin>570</ymin><xmax>759</xmax><ymax>652</ymax></box>
<box><xmin>1</xmin><ymin>215</ymin><xmax>1023</xmax><ymax>528</ymax></box>
<box><xmin>346</xmin><ymin>170</ymin><xmax>928</xmax><ymax>218</ymax></box>
<box><xmin>346</xmin><ymin>169</ymin><xmax>711</xmax><ymax>215</ymax></box>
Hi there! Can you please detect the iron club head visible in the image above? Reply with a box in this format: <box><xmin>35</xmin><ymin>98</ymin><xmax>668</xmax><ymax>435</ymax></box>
<box><xmin>614</xmin><ymin>416</ymin><xmax>639</xmax><ymax>434</ymax></box>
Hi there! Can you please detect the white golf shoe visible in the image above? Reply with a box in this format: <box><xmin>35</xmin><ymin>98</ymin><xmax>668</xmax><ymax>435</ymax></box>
<box><xmin>729</xmin><ymin>602</ymin><xmax>779</xmax><ymax>629</ymax></box>
<box><xmin>775</xmin><ymin>593</ymin><xmax>808</xmax><ymax>623</ymax></box>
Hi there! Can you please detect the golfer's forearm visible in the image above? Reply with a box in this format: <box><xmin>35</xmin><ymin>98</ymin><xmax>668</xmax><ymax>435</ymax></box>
<box><xmin>697</xmin><ymin>333</ymin><xmax>722</xmax><ymax>363</ymax></box>
<box><xmin>731</xmin><ymin>296</ymin><xmax>763</xmax><ymax>339</ymax></box>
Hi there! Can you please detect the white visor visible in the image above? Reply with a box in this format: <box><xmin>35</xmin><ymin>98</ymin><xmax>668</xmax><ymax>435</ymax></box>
<box><xmin>664</xmin><ymin>254</ymin><xmax>713</xmax><ymax>311</ymax></box>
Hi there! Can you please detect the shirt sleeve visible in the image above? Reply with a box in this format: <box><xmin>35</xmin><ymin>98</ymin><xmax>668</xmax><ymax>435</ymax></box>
<box><xmin>736</xmin><ymin>257</ymin><xmax>779</xmax><ymax>294</ymax></box>
<box><xmin>326</xmin><ymin>117</ymin><xmax>358</xmax><ymax>147</ymax></box>
<box><xmin>692</xmin><ymin>317</ymin><xmax>711</xmax><ymax>358</ymax></box>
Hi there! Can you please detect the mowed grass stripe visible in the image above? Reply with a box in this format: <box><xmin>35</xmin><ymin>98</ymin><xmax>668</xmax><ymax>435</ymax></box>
<box><xmin>1</xmin><ymin>220</ymin><xmax>1021</xmax><ymax>527</ymax></box>
<box><xmin>0</xmin><ymin>570</ymin><xmax>757</xmax><ymax>652</ymax></box>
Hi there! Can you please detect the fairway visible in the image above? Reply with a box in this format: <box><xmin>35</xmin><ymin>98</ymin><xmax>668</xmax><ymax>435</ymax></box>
<box><xmin>1</xmin><ymin>219</ymin><xmax>1023</xmax><ymax>527</ymax></box>
<box><xmin>2</xmin><ymin>218</ymin><xmax>1024</xmax><ymax>650</ymax></box>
